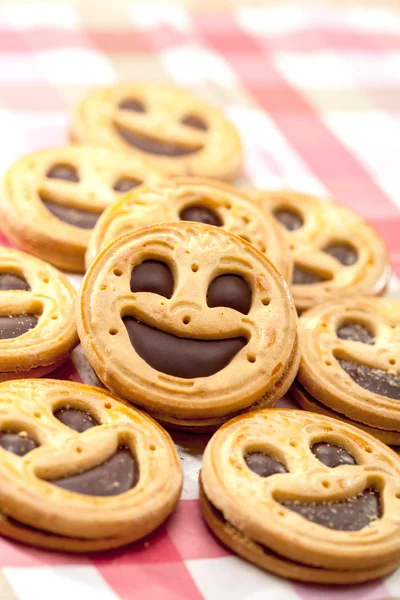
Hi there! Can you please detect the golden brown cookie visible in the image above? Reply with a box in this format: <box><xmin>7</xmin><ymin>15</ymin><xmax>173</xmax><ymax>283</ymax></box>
<box><xmin>295</xmin><ymin>296</ymin><xmax>400</xmax><ymax>444</ymax></box>
<box><xmin>77</xmin><ymin>222</ymin><xmax>299</xmax><ymax>431</ymax></box>
<box><xmin>200</xmin><ymin>408</ymin><xmax>400</xmax><ymax>583</ymax></box>
<box><xmin>0</xmin><ymin>379</ymin><xmax>182</xmax><ymax>552</ymax></box>
<box><xmin>0</xmin><ymin>247</ymin><xmax>78</xmax><ymax>381</ymax></box>
<box><xmin>70</xmin><ymin>84</ymin><xmax>242</xmax><ymax>181</ymax></box>
<box><xmin>252</xmin><ymin>190</ymin><xmax>390</xmax><ymax>311</ymax></box>
<box><xmin>1</xmin><ymin>145</ymin><xmax>161</xmax><ymax>272</ymax></box>
<box><xmin>86</xmin><ymin>176</ymin><xmax>292</xmax><ymax>281</ymax></box>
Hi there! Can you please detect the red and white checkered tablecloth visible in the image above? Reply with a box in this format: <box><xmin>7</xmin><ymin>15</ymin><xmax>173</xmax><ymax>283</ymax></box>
<box><xmin>0</xmin><ymin>2</ymin><xmax>400</xmax><ymax>599</ymax></box>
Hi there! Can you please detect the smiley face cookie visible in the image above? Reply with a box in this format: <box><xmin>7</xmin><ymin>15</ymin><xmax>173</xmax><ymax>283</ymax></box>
<box><xmin>70</xmin><ymin>84</ymin><xmax>242</xmax><ymax>181</ymax></box>
<box><xmin>0</xmin><ymin>379</ymin><xmax>182</xmax><ymax>551</ymax></box>
<box><xmin>200</xmin><ymin>409</ymin><xmax>400</xmax><ymax>583</ymax></box>
<box><xmin>252</xmin><ymin>190</ymin><xmax>390</xmax><ymax>312</ymax></box>
<box><xmin>0</xmin><ymin>247</ymin><xmax>78</xmax><ymax>381</ymax></box>
<box><xmin>77</xmin><ymin>222</ymin><xmax>299</xmax><ymax>431</ymax></box>
<box><xmin>86</xmin><ymin>176</ymin><xmax>292</xmax><ymax>281</ymax></box>
<box><xmin>1</xmin><ymin>145</ymin><xmax>161</xmax><ymax>272</ymax></box>
<box><xmin>293</xmin><ymin>297</ymin><xmax>400</xmax><ymax>445</ymax></box>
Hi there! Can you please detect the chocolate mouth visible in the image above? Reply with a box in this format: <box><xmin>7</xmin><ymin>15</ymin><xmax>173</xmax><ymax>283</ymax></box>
<box><xmin>115</xmin><ymin>125</ymin><xmax>203</xmax><ymax>157</ymax></box>
<box><xmin>123</xmin><ymin>317</ymin><xmax>246</xmax><ymax>379</ymax></box>
<box><xmin>40</xmin><ymin>196</ymin><xmax>100</xmax><ymax>230</ymax></box>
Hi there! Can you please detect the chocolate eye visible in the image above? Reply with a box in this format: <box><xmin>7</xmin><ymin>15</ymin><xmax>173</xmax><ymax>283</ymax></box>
<box><xmin>245</xmin><ymin>452</ymin><xmax>287</xmax><ymax>477</ymax></box>
<box><xmin>323</xmin><ymin>243</ymin><xmax>358</xmax><ymax>266</ymax></box>
<box><xmin>181</xmin><ymin>115</ymin><xmax>208</xmax><ymax>131</ymax></box>
<box><xmin>0</xmin><ymin>272</ymin><xmax>30</xmax><ymax>291</ymax></box>
<box><xmin>130</xmin><ymin>260</ymin><xmax>174</xmax><ymax>299</ymax></box>
<box><xmin>180</xmin><ymin>204</ymin><xmax>222</xmax><ymax>227</ymax></box>
<box><xmin>273</xmin><ymin>208</ymin><xmax>303</xmax><ymax>231</ymax></box>
<box><xmin>119</xmin><ymin>98</ymin><xmax>146</xmax><ymax>112</ymax></box>
<box><xmin>336</xmin><ymin>321</ymin><xmax>375</xmax><ymax>345</ymax></box>
<box><xmin>47</xmin><ymin>164</ymin><xmax>79</xmax><ymax>183</ymax></box>
<box><xmin>0</xmin><ymin>430</ymin><xmax>38</xmax><ymax>456</ymax></box>
<box><xmin>207</xmin><ymin>274</ymin><xmax>252</xmax><ymax>315</ymax></box>
<box><xmin>54</xmin><ymin>406</ymin><xmax>99</xmax><ymax>433</ymax></box>
<box><xmin>113</xmin><ymin>177</ymin><xmax>142</xmax><ymax>193</ymax></box>
<box><xmin>311</xmin><ymin>442</ymin><xmax>357</xmax><ymax>468</ymax></box>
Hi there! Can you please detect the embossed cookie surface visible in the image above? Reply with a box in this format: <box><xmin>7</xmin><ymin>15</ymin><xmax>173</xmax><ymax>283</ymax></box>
<box><xmin>0</xmin><ymin>247</ymin><xmax>78</xmax><ymax>380</ymax></box>
<box><xmin>70</xmin><ymin>84</ymin><xmax>242</xmax><ymax>181</ymax></box>
<box><xmin>296</xmin><ymin>297</ymin><xmax>400</xmax><ymax>440</ymax></box>
<box><xmin>1</xmin><ymin>145</ymin><xmax>161</xmax><ymax>272</ymax></box>
<box><xmin>87</xmin><ymin>177</ymin><xmax>292</xmax><ymax>281</ymax></box>
<box><xmin>252</xmin><ymin>190</ymin><xmax>390</xmax><ymax>311</ymax></box>
<box><xmin>0</xmin><ymin>379</ymin><xmax>182</xmax><ymax>551</ymax></box>
<box><xmin>78</xmin><ymin>222</ymin><xmax>299</xmax><ymax>431</ymax></box>
<box><xmin>200</xmin><ymin>409</ymin><xmax>400</xmax><ymax>583</ymax></box>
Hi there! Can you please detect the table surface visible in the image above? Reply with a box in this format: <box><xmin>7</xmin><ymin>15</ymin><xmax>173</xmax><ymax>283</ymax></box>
<box><xmin>0</xmin><ymin>1</ymin><xmax>400</xmax><ymax>599</ymax></box>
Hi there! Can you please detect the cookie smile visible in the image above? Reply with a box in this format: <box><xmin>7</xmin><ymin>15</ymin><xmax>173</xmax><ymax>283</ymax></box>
<box><xmin>115</xmin><ymin>124</ymin><xmax>203</xmax><ymax>157</ymax></box>
<box><xmin>123</xmin><ymin>317</ymin><xmax>246</xmax><ymax>379</ymax></box>
<box><xmin>40</xmin><ymin>195</ymin><xmax>100</xmax><ymax>229</ymax></box>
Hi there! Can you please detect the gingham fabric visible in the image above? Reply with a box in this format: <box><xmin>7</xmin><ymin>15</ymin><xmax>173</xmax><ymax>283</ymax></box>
<box><xmin>0</xmin><ymin>2</ymin><xmax>400</xmax><ymax>599</ymax></box>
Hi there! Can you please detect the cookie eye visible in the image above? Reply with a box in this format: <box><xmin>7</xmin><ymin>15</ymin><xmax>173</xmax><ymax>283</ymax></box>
<box><xmin>180</xmin><ymin>204</ymin><xmax>222</xmax><ymax>227</ymax></box>
<box><xmin>181</xmin><ymin>115</ymin><xmax>208</xmax><ymax>131</ymax></box>
<box><xmin>119</xmin><ymin>98</ymin><xmax>146</xmax><ymax>113</ymax></box>
<box><xmin>0</xmin><ymin>272</ymin><xmax>30</xmax><ymax>291</ymax></box>
<box><xmin>207</xmin><ymin>274</ymin><xmax>252</xmax><ymax>315</ymax></box>
<box><xmin>323</xmin><ymin>242</ymin><xmax>358</xmax><ymax>266</ymax></box>
<box><xmin>54</xmin><ymin>406</ymin><xmax>99</xmax><ymax>433</ymax></box>
<box><xmin>0</xmin><ymin>430</ymin><xmax>38</xmax><ymax>456</ymax></box>
<box><xmin>311</xmin><ymin>442</ymin><xmax>357</xmax><ymax>468</ymax></box>
<box><xmin>46</xmin><ymin>164</ymin><xmax>79</xmax><ymax>183</ymax></box>
<box><xmin>113</xmin><ymin>177</ymin><xmax>142</xmax><ymax>193</ymax></box>
<box><xmin>245</xmin><ymin>452</ymin><xmax>287</xmax><ymax>477</ymax></box>
<box><xmin>336</xmin><ymin>321</ymin><xmax>375</xmax><ymax>345</ymax></box>
<box><xmin>130</xmin><ymin>260</ymin><xmax>174</xmax><ymax>299</ymax></box>
<box><xmin>273</xmin><ymin>207</ymin><xmax>303</xmax><ymax>231</ymax></box>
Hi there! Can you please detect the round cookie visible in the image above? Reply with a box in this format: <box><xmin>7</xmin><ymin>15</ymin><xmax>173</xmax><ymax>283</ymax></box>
<box><xmin>70</xmin><ymin>84</ymin><xmax>242</xmax><ymax>181</ymax></box>
<box><xmin>200</xmin><ymin>408</ymin><xmax>400</xmax><ymax>583</ymax></box>
<box><xmin>77</xmin><ymin>222</ymin><xmax>299</xmax><ymax>431</ymax></box>
<box><xmin>252</xmin><ymin>190</ymin><xmax>390</xmax><ymax>312</ymax></box>
<box><xmin>86</xmin><ymin>176</ymin><xmax>292</xmax><ymax>281</ymax></box>
<box><xmin>0</xmin><ymin>247</ymin><xmax>78</xmax><ymax>381</ymax></box>
<box><xmin>296</xmin><ymin>296</ymin><xmax>400</xmax><ymax>443</ymax></box>
<box><xmin>1</xmin><ymin>145</ymin><xmax>161</xmax><ymax>272</ymax></box>
<box><xmin>0</xmin><ymin>379</ymin><xmax>182</xmax><ymax>551</ymax></box>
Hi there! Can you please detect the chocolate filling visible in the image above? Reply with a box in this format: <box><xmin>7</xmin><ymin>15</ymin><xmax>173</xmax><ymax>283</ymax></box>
<box><xmin>293</xmin><ymin>266</ymin><xmax>330</xmax><ymax>285</ymax></box>
<box><xmin>273</xmin><ymin>209</ymin><xmax>303</xmax><ymax>231</ymax></box>
<box><xmin>336</xmin><ymin>322</ymin><xmax>374</xmax><ymax>345</ymax></box>
<box><xmin>0</xmin><ymin>431</ymin><xmax>38</xmax><ymax>456</ymax></box>
<box><xmin>123</xmin><ymin>318</ymin><xmax>246</xmax><ymax>379</ymax></box>
<box><xmin>0</xmin><ymin>273</ymin><xmax>30</xmax><ymax>291</ymax></box>
<box><xmin>337</xmin><ymin>358</ymin><xmax>400</xmax><ymax>400</ymax></box>
<box><xmin>180</xmin><ymin>205</ymin><xmax>222</xmax><ymax>227</ymax></box>
<box><xmin>130</xmin><ymin>260</ymin><xmax>174</xmax><ymax>298</ymax></box>
<box><xmin>115</xmin><ymin>124</ymin><xmax>202</xmax><ymax>157</ymax></box>
<box><xmin>113</xmin><ymin>177</ymin><xmax>141</xmax><ymax>193</ymax></box>
<box><xmin>50</xmin><ymin>446</ymin><xmax>138</xmax><ymax>497</ymax></box>
<box><xmin>54</xmin><ymin>407</ymin><xmax>99</xmax><ymax>433</ymax></box>
<box><xmin>207</xmin><ymin>275</ymin><xmax>252</xmax><ymax>315</ymax></box>
<box><xmin>119</xmin><ymin>98</ymin><xmax>146</xmax><ymax>112</ymax></box>
<box><xmin>245</xmin><ymin>452</ymin><xmax>287</xmax><ymax>477</ymax></box>
<box><xmin>324</xmin><ymin>243</ymin><xmax>358</xmax><ymax>266</ymax></box>
<box><xmin>181</xmin><ymin>115</ymin><xmax>208</xmax><ymax>130</ymax></box>
<box><xmin>281</xmin><ymin>489</ymin><xmax>381</xmax><ymax>531</ymax></box>
<box><xmin>41</xmin><ymin>197</ymin><xmax>100</xmax><ymax>229</ymax></box>
<box><xmin>47</xmin><ymin>164</ymin><xmax>79</xmax><ymax>182</ymax></box>
<box><xmin>311</xmin><ymin>442</ymin><xmax>356</xmax><ymax>468</ymax></box>
<box><xmin>0</xmin><ymin>314</ymin><xmax>38</xmax><ymax>339</ymax></box>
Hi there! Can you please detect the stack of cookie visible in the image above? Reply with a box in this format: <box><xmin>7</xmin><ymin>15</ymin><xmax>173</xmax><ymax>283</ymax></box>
<box><xmin>0</xmin><ymin>82</ymin><xmax>399</xmax><ymax>586</ymax></box>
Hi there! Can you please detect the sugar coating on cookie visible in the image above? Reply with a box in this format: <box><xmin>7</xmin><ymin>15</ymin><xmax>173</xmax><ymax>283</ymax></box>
<box><xmin>0</xmin><ymin>379</ymin><xmax>182</xmax><ymax>552</ymax></box>
<box><xmin>200</xmin><ymin>408</ymin><xmax>400</xmax><ymax>583</ymax></box>
<box><xmin>252</xmin><ymin>190</ymin><xmax>391</xmax><ymax>311</ymax></box>
<box><xmin>86</xmin><ymin>176</ymin><xmax>292</xmax><ymax>282</ymax></box>
<box><xmin>70</xmin><ymin>84</ymin><xmax>243</xmax><ymax>181</ymax></box>
<box><xmin>78</xmin><ymin>221</ymin><xmax>299</xmax><ymax>431</ymax></box>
